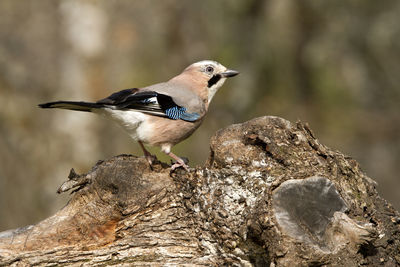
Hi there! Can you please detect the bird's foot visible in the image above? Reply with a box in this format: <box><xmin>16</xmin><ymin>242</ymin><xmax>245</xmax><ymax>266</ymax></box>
<box><xmin>170</xmin><ymin>160</ymin><xmax>190</xmax><ymax>172</ymax></box>
<box><xmin>138</xmin><ymin>141</ymin><xmax>158</xmax><ymax>168</ymax></box>
<box><xmin>144</xmin><ymin>153</ymin><xmax>157</xmax><ymax>165</ymax></box>
<box><xmin>168</xmin><ymin>153</ymin><xmax>190</xmax><ymax>171</ymax></box>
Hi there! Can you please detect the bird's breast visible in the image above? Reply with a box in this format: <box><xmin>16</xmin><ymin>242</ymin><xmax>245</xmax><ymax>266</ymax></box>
<box><xmin>137</xmin><ymin>116</ymin><xmax>204</xmax><ymax>147</ymax></box>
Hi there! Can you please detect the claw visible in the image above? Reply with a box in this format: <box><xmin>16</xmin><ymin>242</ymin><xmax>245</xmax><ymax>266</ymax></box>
<box><xmin>167</xmin><ymin>152</ymin><xmax>190</xmax><ymax>171</ymax></box>
<box><xmin>171</xmin><ymin>161</ymin><xmax>190</xmax><ymax>171</ymax></box>
<box><xmin>138</xmin><ymin>141</ymin><xmax>157</xmax><ymax>168</ymax></box>
<box><xmin>144</xmin><ymin>154</ymin><xmax>157</xmax><ymax>165</ymax></box>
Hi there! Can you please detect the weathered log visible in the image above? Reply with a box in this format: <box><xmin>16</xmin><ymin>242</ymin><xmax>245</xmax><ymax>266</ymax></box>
<box><xmin>0</xmin><ymin>116</ymin><xmax>399</xmax><ymax>266</ymax></box>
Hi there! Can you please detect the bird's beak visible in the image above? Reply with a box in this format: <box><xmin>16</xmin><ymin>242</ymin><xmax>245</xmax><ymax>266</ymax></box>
<box><xmin>220</xmin><ymin>69</ymin><xmax>239</xmax><ymax>78</ymax></box>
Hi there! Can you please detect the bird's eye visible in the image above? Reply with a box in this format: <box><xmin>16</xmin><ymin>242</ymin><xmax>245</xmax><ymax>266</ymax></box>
<box><xmin>206</xmin><ymin>66</ymin><xmax>214</xmax><ymax>73</ymax></box>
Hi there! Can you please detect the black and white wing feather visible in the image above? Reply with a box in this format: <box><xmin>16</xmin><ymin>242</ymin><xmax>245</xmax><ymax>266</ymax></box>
<box><xmin>104</xmin><ymin>89</ymin><xmax>201</xmax><ymax>121</ymax></box>
<box><xmin>39</xmin><ymin>88</ymin><xmax>201</xmax><ymax>122</ymax></box>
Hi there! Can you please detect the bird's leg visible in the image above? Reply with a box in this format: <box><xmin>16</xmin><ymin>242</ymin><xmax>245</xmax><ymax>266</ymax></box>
<box><xmin>167</xmin><ymin>152</ymin><xmax>190</xmax><ymax>171</ymax></box>
<box><xmin>138</xmin><ymin>141</ymin><xmax>157</xmax><ymax>165</ymax></box>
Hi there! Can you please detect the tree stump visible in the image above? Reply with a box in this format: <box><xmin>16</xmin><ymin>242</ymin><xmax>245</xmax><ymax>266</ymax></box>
<box><xmin>0</xmin><ymin>116</ymin><xmax>399</xmax><ymax>266</ymax></box>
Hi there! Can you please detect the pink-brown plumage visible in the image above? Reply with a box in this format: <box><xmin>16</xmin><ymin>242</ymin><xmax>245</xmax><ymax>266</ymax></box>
<box><xmin>39</xmin><ymin>60</ymin><xmax>239</xmax><ymax>170</ymax></box>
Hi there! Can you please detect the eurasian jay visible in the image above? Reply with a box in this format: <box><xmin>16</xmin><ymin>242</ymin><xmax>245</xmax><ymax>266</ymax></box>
<box><xmin>39</xmin><ymin>60</ymin><xmax>239</xmax><ymax>171</ymax></box>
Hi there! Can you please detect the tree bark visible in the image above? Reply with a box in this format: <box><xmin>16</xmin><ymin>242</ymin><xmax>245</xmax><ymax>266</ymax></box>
<box><xmin>0</xmin><ymin>116</ymin><xmax>399</xmax><ymax>266</ymax></box>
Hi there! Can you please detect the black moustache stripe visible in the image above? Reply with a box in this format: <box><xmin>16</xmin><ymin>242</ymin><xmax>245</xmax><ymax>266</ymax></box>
<box><xmin>207</xmin><ymin>74</ymin><xmax>221</xmax><ymax>88</ymax></box>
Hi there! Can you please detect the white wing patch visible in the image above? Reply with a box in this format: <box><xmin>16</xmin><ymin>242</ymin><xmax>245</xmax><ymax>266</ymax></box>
<box><xmin>144</xmin><ymin>96</ymin><xmax>158</xmax><ymax>104</ymax></box>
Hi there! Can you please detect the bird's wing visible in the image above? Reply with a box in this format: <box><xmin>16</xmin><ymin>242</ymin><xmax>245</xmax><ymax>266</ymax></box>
<box><xmin>97</xmin><ymin>88</ymin><xmax>201</xmax><ymax>122</ymax></box>
<box><xmin>97</xmin><ymin>88</ymin><xmax>140</xmax><ymax>104</ymax></box>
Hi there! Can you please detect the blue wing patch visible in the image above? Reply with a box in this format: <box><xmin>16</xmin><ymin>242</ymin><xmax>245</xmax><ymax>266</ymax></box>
<box><xmin>165</xmin><ymin>106</ymin><xmax>200</xmax><ymax>122</ymax></box>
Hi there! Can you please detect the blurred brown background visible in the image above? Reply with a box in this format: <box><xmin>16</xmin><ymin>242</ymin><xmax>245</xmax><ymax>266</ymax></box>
<box><xmin>0</xmin><ymin>0</ymin><xmax>399</xmax><ymax>231</ymax></box>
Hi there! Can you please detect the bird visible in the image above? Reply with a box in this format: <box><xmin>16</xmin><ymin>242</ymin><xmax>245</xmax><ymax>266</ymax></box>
<box><xmin>39</xmin><ymin>60</ymin><xmax>239</xmax><ymax>171</ymax></box>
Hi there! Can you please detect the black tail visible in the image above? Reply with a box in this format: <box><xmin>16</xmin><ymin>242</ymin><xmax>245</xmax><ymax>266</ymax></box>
<box><xmin>38</xmin><ymin>101</ymin><xmax>105</xmax><ymax>112</ymax></box>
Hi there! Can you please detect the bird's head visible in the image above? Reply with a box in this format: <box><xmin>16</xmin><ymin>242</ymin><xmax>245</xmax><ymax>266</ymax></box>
<box><xmin>178</xmin><ymin>60</ymin><xmax>239</xmax><ymax>104</ymax></box>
